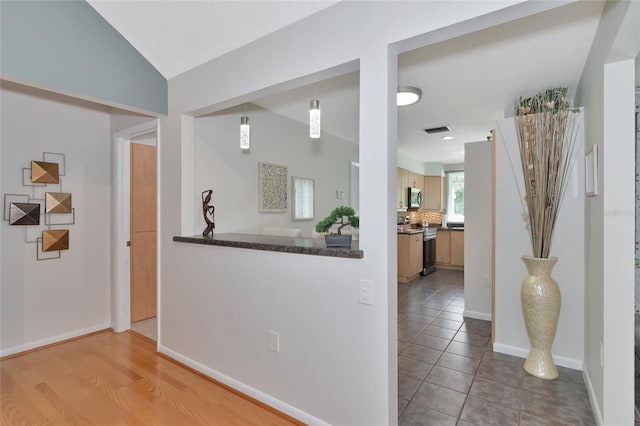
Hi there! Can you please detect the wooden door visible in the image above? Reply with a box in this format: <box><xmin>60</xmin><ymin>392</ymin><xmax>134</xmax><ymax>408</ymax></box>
<box><xmin>130</xmin><ymin>143</ymin><xmax>157</xmax><ymax>322</ymax></box>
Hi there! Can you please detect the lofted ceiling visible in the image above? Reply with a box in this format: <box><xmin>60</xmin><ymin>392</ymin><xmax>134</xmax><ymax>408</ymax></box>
<box><xmin>90</xmin><ymin>0</ymin><xmax>605</xmax><ymax>165</ymax></box>
<box><xmin>87</xmin><ymin>0</ymin><xmax>338</xmax><ymax>79</ymax></box>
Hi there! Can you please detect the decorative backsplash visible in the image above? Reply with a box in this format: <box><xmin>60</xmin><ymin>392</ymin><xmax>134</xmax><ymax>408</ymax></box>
<box><xmin>397</xmin><ymin>210</ymin><xmax>443</xmax><ymax>225</ymax></box>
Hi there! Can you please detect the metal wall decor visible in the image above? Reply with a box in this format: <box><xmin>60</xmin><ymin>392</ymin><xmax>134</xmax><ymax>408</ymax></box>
<box><xmin>3</xmin><ymin>152</ymin><xmax>74</xmax><ymax>260</ymax></box>
<box><xmin>259</xmin><ymin>162</ymin><xmax>288</xmax><ymax>212</ymax></box>
<box><xmin>46</xmin><ymin>192</ymin><xmax>72</xmax><ymax>213</ymax></box>
<box><xmin>31</xmin><ymin>161</ymin><xmax>60</xmax><ymax>184</ymax></box>
<box><xmin>42</xmin><ymin>229</ymin><xmax>69</xmax><ymax>251</ymax></box>
<box><xmin>9</xmin><ymin>202</ymin><xmax>40</xmax><ymax>225</ymax></box>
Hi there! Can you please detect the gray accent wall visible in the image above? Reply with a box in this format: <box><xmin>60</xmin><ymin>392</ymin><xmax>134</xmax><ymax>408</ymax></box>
<box><xmin>1</xmin><ymin>0</ymin><xmax>167</xmax><ymax>115</ymax></box>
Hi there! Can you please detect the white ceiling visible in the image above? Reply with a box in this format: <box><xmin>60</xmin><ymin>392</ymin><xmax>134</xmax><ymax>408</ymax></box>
<box><xmin>87</xmin><ymin>0</ymin><xmax>338</xmax><ymax>79</ymax></box>
<box><xmin>90</xmin><ymin>0</ymin><xmax>605</xmax><ymax>165</ymax></box>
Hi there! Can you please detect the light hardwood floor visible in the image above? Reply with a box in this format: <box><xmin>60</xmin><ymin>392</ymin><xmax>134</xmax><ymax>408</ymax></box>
<box><xmin>1</xmin><ymin>331</ymin><xmax>301</xmax><ymax>425</ymax></box>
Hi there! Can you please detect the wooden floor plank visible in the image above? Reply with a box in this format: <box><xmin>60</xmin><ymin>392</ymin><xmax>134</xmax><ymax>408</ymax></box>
<box><xmin>0</xmin><ymin>331</ymin><xmax>301</xmax><ymax>426</ymax></box>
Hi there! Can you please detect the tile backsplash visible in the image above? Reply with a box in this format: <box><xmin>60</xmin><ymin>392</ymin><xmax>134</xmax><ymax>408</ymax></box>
<box><xmin>397</xmin><ymin>210</ymin><xmax>443</xmax><ymax>225</ymax></box>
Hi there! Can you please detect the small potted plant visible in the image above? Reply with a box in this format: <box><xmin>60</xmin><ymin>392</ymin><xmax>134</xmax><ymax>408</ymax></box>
<box><xmin>315</xmin><ymin>206</ymin><xmax>359</xmax><ymax>248</ymax></box>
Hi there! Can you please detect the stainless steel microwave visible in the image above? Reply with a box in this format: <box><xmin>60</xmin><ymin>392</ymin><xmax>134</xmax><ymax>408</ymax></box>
<box><xmin>407</xmin><ymin>187</ymin><xmax>422</xmax><ymax>209</ymax></box>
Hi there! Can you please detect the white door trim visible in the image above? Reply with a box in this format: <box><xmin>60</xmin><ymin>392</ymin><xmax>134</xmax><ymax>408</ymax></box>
<box><xmin>112</xmin><ymin>120</ymin><xmax>158</xmax><ymax>333</ymax></box>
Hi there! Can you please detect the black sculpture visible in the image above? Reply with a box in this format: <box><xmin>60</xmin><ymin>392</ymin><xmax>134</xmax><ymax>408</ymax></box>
<box><xmin>202</xmin><ymin>189</ymin><xmax>215</xmax><ymax>237</ymax></box>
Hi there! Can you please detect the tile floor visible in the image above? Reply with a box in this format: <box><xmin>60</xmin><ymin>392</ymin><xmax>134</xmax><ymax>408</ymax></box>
<box><xmin>130</xmin><ymin>316</ymin><xmax>157</xmax><ymax>341</ymax></box>
<box><xmin>398</xmin><ymin>269</ymin><xmax>596</xmax><ymax>425</ymax></box>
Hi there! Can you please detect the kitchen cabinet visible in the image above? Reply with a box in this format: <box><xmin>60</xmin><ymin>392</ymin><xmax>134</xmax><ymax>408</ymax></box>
<box><xmin>435</xmin><ymin>230</ymin><xmax>450</xmax><ymax>264</ymax></box>
<box><xmin>398</xmin><ymin>233</ymin><xmax>423</xmax><ymax>283</ymax></box>
<box><xmin>450</xmin><ymin>231</ymin><xmax>464</xmax><ymax>266</ymax></box>
<box><xmin>435</xmin><ymin>229</ymin><xmax>464</xmax><ymax>269</ymax></box>
<box><xmin>397</xmin><ymin>167</ymin><xmax>413</xmax><ymax>209</ymax></box>
<box><xmin>423</xmin><ymin>176</ymin><xmax>444</xmax><ymax>210</ymax></box>
<box><xmin>398</xmin><ymin>167</ymin><xmax>425</xmax><ymax>210</ymax></box>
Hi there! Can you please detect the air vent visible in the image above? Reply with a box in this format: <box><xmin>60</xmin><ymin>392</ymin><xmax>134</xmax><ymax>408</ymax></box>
<box><xmin>424</xmin><ymin>126</ymin><xmax>451</xmax><ymax>134</ymax></box>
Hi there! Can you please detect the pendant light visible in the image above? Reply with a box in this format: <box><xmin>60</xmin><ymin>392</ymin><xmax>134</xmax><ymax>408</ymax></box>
<box><xmin>240</xmin><ymin>114</ymin><xmax>250</xmax><ymax>150</ymax></box>
<box><xmin>309</xmin><ymin>85</ymin><xmax>321</xmax><ymax>138</ymax></box>
<box><xmin>309</xmin><ymin>100</ymin><xmax>321</xmax><ymax>138</ymax></box>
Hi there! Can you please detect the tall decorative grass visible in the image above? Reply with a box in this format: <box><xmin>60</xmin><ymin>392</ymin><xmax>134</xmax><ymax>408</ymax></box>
<box><xmin>515</xmin><ymin>88</ymin><xmax>580</xmax><ymax>259</ymax></box>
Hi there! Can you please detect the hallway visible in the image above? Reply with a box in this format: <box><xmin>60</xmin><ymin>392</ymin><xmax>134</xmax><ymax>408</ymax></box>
<box><xmin>398</xmin><ymin>270</ymin><xmax>595</xmax><ymax>425</ymax></box>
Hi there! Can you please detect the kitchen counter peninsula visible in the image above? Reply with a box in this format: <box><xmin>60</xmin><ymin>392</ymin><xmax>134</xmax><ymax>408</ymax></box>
<box><xmin>173</xmin><ymin>233</ymin><xmax>363</xmax><ymax>259</ymax></box>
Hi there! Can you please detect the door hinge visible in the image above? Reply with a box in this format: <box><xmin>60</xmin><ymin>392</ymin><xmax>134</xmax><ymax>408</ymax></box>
<box><xmin>126</xmin><ymin>241</ymin><xmax>131</xmax><ymax>247</ymax></box>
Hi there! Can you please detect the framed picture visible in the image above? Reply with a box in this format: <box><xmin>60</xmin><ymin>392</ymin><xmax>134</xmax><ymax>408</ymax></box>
<box><xmin>585</xmin><ymin>144</ymin><xmax>598</xmax><ymax>197</ymax></box>
<box><xmin>259</xmin><ymin>162</ymin><xmax>287</xmax><ymax>212</ymax></box>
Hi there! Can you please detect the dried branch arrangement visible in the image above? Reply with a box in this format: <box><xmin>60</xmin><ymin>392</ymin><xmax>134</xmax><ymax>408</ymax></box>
<box><xmin>515</xmin><ymin>88</ymin><xmax>580</xmax><ymax>258</ymax></box>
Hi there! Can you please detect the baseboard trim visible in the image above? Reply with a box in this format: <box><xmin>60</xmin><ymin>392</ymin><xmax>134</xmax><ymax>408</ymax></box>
<box><xmin>159</xmin><ymin>344</ymin><xmax>330</xmax><ymax>426</ymax></box>
<box><xmin>492</xmin><ymin>342</ymin><xmax>583</xmax><ymax>370</ymax></box>
<box><xmin>463</xmin><ymin>310</ymin><xmax>491</xmax><ymax>321</ymax></box>
<box><xmin>582</xmin><ymin>367</ymin><xmax>604</xmax><ymax>425</ymax></box>
<box><xmin>0</xmin><ymin>323</ymin><xmax>112</xmax><ymax>358</ymax></box>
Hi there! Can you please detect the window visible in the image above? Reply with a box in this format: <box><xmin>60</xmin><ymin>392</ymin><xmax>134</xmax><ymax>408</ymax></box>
<box><xmin>445</xmin><ymin>171</ymin><xmax>464</xmax><ymax>224</ymax></box>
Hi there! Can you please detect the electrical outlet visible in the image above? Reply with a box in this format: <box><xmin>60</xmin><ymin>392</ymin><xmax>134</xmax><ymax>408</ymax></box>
<box><xmin>268</xmin><ymin>330</ymin><xmax>280</xmax><ymax>353</ymax></box>
<box><xmin>481</xmin><ymin>275</ymin><xmax>490</xmax><ymax>288</ymax></box>
<box><xmin>336</xmin><ymin>190</ymin><xmax>344</xmax><ymax>200</ymax></box>
<box><xmin>359</xmin><ymin>279</ymin><xmax>373</xmax><ymax>305</ymax></box>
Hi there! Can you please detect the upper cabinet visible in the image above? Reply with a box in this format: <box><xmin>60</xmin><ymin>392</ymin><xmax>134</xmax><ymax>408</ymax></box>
<box><xmin>397</xmin><ymin>168</ymin><xmax>443</xmax><ymax>211</ymax></box>
<box><xmin>397</xmin><ymin>167</ymin><xmax>419</xmax><ymax>209</ymax></box>
<box><xmin>423</xmin><ymin>176</ymin><xmax>444</xmax><ymax>210</ymax></box>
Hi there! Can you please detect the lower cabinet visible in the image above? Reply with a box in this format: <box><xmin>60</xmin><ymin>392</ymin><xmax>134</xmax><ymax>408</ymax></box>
<box><xmin>398</xmin><ymin>233</ymin><xmax>423</xmax><ymax>283</ymax></box>
<box><xmin>450</xmin><ymin>231</ymin><xmax>464</xmax><ymax>266</ymax></box>
<box><xmin>435</xmin><ymin>231</ymin><xmax>450</xmax><ymax>264</ymax></box>
<box><xmin>435</xmin><ymin>229</ymin><xmax>464</xmax><ymax>269</ymax></box>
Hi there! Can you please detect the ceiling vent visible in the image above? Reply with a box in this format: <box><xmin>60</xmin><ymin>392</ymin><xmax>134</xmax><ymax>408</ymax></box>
<box><xmin>424</xmin><ymin>126</ymin><xmax>451</xmax><ymax>134</ymax></box>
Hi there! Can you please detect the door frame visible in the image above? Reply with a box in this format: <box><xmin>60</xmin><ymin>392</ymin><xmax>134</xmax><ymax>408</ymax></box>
<box><xmin>112</xmin><ymin>120</ymin><xmax>158</xmax><ymax>333</ymax></box>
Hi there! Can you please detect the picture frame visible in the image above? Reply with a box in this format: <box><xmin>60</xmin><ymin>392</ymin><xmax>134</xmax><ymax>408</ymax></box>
<box><xmin>258</xmin><ymin>162</ymin><xmax>287</xmax><ymax>212</ymax></box>
<box><xmin>585</xmin><ymin>144</ymin><xmax>598</xmax><ymax>197</ymax></box>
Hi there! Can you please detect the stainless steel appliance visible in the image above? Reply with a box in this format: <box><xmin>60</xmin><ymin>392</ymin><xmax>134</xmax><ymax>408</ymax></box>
<box><xmin>407</xmin><ymin>187</ymin><xmax>422</xmax><ymax>209</ymax></box>
<box><xmin>421</xmin><ymin>227</ymin><xmax>437</xmax><ymax>275</ymax></box>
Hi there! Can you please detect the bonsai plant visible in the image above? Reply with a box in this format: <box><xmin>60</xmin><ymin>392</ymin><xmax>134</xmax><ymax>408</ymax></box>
<box><xmin>315</xmin><ymin>206</ymin><xmax>359</xmax><ymax>248</ymax></box>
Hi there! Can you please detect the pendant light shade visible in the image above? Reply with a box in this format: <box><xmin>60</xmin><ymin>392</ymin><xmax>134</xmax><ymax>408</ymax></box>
<box><xmin>240</xmin><ymin>116</ymin><xmax>250</xmax><ymax>150</ymax></box>
<box><xmin>309</xmin><ymin>99</ymin><xmax>321</xmax><ymax>139</ymax></box>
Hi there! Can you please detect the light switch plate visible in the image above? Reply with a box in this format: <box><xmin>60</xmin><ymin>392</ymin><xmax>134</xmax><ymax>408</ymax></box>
<box><xmin>268</xmin><ymin>330</ymin><xmax>280</xmax><ymax>352</ymax></box>
<box><xmin>358</xmin><ymin>279</ymin><xmax>373</xmax><ymax>305</ymax></box>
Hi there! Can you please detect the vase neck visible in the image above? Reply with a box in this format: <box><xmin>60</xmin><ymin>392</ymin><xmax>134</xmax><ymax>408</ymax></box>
<box><xmin>521</xmin><ymin>256</ymin><xmax>557</xmax><ymax>276</ymax></box>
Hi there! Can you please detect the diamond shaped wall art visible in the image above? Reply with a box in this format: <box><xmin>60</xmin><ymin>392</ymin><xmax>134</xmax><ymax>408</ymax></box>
<box><xmin>42</xmin><ymin>229</ymin><xmax>69</xmax><ymax>251</ymax></box>
<box><xmin>31</xmin><ymin>161</ymin><xmax>59</xmax><ymax>184</ymax></box>
<box><xmin>45</xmin><ymin>192</ymin><xmax>72</xmax><ymax>214</ymax></box>
<box><xmin>9</xmin><ymin>202</ymin><xmax>40</xmax><ymax>225</ymax></box>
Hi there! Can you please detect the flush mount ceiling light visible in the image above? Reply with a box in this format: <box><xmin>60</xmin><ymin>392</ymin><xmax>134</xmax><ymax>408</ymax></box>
<box><xmin>397</xmin><ymin>86</ymin><xmax>422</xmax><ymax>106</ymax></box>
<box><xmin>442</xmin><ymin>136</ymin><xmax>455</xmax><ymax>141</ymax></box>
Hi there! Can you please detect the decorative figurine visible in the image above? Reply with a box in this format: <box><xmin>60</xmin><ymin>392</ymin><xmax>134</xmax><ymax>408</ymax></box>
<box><xmin>202</xmin><ymin>189</ymin><xmax>215</xmax><ymax>237</ymax></box>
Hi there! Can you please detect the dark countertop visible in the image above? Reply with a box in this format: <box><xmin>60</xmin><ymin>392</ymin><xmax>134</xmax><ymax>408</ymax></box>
<box><xmin>396</xmin><ymin>227</ymin><xmax>424</xmax><ymax>235</ymax></box>
<box><xmin>173</xmin><ymin>233</ymin><xmax>363</xmax><ymax>259</ymax></box>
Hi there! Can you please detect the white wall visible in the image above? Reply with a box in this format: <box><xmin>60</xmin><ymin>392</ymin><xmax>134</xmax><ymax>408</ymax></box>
<box><xmin>193</xmin><ymin>105</ymin><xmax>357</xmax><ymax>237</ymax></box>
<box><xmin>159</xmin><ymin>2</ymin><xmax>575</xmax><ymax>424</ymax></box>
<box><xmin>494</xmin><ymin>113</ymin><xmax>585</xmax><ymax>368</ymax></box>
<box><xmin>575</xmin><ymin>1</ymin><xmax>638</xmax><ymax>423</ymax></box>
<box><xmin>0</xmin><ymin>84</ymin><xmax>112</xmax><ymax>356</ymax></box>
<box><xmin>464</xmin><ymin>142</ymin><xmax>492</xmax><ymax>320</ymax></box>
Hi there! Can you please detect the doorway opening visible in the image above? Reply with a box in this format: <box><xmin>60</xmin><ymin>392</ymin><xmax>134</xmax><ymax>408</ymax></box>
<box><xmin>113</xmin><ymin>120</ymin><xmax>159</xmax><ymax>342</ymax></box>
